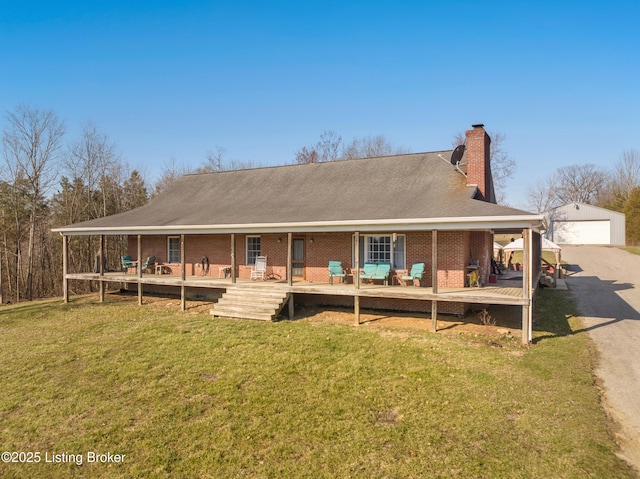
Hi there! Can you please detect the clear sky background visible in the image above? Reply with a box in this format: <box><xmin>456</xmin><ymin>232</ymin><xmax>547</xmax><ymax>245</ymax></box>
<box><xmin>1</xmin><ymin>0</ymin><xmax>638</xmax><ymax>209</ymax></box>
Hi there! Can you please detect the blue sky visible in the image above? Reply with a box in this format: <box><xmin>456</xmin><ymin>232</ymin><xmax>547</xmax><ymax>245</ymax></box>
<box><xmin>1</xmin><ymin>0</ymin><xmax>638</xmax><ymax>208</ymax></box>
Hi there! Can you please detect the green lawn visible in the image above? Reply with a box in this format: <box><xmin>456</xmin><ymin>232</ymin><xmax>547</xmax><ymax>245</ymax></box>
<box><xmin>0</xmin><ymin>294</ymin><xmax>634</xmax><ymax>478</ymax></box>
<box><xmin>623</xmin><ymin>246</ymin><xmax>640</xmax><ymax>256</ymax></box>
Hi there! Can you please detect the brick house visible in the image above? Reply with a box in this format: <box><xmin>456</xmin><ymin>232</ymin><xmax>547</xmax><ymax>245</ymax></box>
<box><xmin>54</xmin><ymin>124</ymin><xmax>545</xmax><ymax>344</ymax></box>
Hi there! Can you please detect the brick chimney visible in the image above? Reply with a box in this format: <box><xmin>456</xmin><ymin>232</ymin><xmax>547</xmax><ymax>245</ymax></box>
<box><xmin>465</xmin><ymin>124</ymin><xmax>494</xmax><ymax>203</ymax></box>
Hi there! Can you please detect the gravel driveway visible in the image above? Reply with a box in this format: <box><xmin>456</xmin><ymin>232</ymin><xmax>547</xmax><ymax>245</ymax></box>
<box><xmin>561</xmin><ymin>245</ymin><xmax>640</xmax><ymax>472</ymax></box>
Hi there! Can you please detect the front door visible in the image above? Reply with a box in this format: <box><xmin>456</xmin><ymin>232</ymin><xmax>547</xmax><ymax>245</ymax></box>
<box><xmin>292</xmin><ymin>238</ymin><xmax>305</xmax><ymax>279</ymax></box>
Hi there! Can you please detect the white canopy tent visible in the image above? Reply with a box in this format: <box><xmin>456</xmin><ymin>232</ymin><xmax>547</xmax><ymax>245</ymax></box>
<box><xmin>503</xmin><ymin>237</ymin><xmax>562</xmax><ymax>266</ymax></box>
<box><xmin>503</xmin><ymin>237</ymin><xmax>561</xmax><ymax>253</ymax></box>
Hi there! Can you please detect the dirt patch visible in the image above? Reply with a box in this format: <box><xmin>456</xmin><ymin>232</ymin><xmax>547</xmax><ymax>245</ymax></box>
<box><xmin>101</xmin><ymin>290</ymin><xmax>522</xmax><ymax>339</ymax></box>
<box><xmin>291</xmin><ymin>304</ymin><xmax>522</xmax><ymax>339</ymax></box>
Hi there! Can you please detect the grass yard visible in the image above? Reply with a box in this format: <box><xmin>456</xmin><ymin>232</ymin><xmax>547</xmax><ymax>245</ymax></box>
<box><xmin>0</xmin><ymin>293</ymin><xmax>635</xmax><ymax>478</ymax></box>
<box><xmin>623</xmin><ymin>246</ymin><xmax>640</xmax><ymax>256</ymax></box>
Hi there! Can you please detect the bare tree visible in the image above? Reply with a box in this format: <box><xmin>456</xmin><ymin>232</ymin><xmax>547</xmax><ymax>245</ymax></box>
<box><xmin>201</xmin><ymin>146</ymin><xmax>229</xmax><ymax>172</ymax></box>
<box><xmin>526</xmin><ymin>177</ymin><xmax>558</xmax><ymax>213</ymax></box>
<box><xmin>154</xmin><ymin>156</ymin><xmax>191</xmax><ymax>195</ymax></box>
<box><xmin>295</xmin><ymin>130</ymin><xmax>342</xmax><ymax>164</ymax></box>
<box><xmin>2</xmin><ymin>105</ymin><xmax>65</xmax><ymax>300</ymax></box>
<box><xmin>602</xmin><ymin>149</ymin><xmax>640</xmax><ymax>211</ymax></box>
<box><xmin>341</xmin><ymin>134</ymin><xmax>407</xmax><ymax>160</ymax></box>
<box><xmin>197</xmin><ymin>147</ymin><xmax>260</xmax><ymax>173</ymax></box>
<box><xmin>554</xmin><ymin>163</ymin><xmax>609</xmax><ymax>205</ymax></box>
<box><xmin>65</xmin><ymin>121</ymin><xmax>120</xmax><ymax>219</ymax></box>
<box><xmin>294</xmin><ymin>146</ymin><xmax>319</xmax><ymax>164</ymax></box>
<box><xmin>295</xmin><ymin>131</ymin><xmax>406</xmax><ymax>164</ymax></box>
<box><xmin>526</xmin><ymin>163</ymin><xmax>610</xmax><ymax>213</ymax></box>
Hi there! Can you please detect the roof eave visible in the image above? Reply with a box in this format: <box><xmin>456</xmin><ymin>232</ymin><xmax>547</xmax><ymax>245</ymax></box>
<box><xmin>52</xmin><ymin>214</ymin><xmax>546</xmax><ymax>236</ymax></box>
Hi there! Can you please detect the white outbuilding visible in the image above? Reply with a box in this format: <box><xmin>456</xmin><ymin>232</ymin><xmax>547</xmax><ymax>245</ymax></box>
<box><xmin>544</xmin><ymin>203</ymin><xmax>626</xmax><ymax>246</ymax></box>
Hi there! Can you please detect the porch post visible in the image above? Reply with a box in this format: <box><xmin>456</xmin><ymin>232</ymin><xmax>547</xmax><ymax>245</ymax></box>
<box><xmin>231</xmin><ymin>234</ymin><xmax>236</xmax><ymax>284</ymax></box>
<box><xmin>99</xmin><ymin>234</ymin><xmax>105</xmax><ymax>302</ymax></box>
<box><xmin>521</xmin><ymin>228</ymin><xmax>531</xmax><ymax>345</ymax></box>
<box><xmin>137</xmin><ymin>234</ymin><xmax>142</xmax><ymax>306</ymax></box>
<box><xmin>180</xmin><ymin>234</ymin><xmax>186</xmax><ymax>311</ymax></box>
<box><xmin>431</xmin><ymin>230</ymin><xmax>438</xmax><ymax>294</ymax></box>
<box><xmin>62</xmin><ymin>235</ymin><xmax>69</xmax><ymax>303</ymax></box>
<box><xmin>288</xmin><ymin>295</ymin><xmax>294</xmax><ymax>319</ymax></box>
<box><xmin>354</xmin><ymin>231</ymin><xmax>360</xmax><ymax>325</ymax></box>
<box><xmin>287</xmin><ymin>232</ymin><xmax>293</xmax><ymax>286</ymax></box>
<box><xmin>528</xmin><ymin>229</ymin><xmax>534</xmax><ymax>342</ymax></box>
<box><xmin>431</xmin><ymin>300</ymin><xmax>438</xmax><ymax>333</ymax></box>
<box><xmin>354</xmin><ymin>232</ymin><xmax>360</xmax><ymax>289</ymax></box>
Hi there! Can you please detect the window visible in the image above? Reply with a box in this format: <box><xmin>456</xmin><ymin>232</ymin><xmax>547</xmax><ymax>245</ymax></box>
<box><xmin>168</xmin><ymin>236</ymin><xmax>180</xmax><ymax>263</ymax></box>
<box><xmin>393</xmin><ymin>235</ymin><xmax>406</xmax><ymax>269</ymax></box>
<box><xmin>353</xmin><ymin>234</ymin><xmax>405</xmax><ymax>269</ymax></box>
<box><xmin>246</xmin><ymin>236</ymin><xmax>261</xmax><ymax>265</ymax></box>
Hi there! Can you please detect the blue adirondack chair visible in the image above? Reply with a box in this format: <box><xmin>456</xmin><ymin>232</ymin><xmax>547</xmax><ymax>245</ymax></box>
<box><xmin>328</xmin><ymin>261</ymin><xmax>346</xmax><ymax>284</ymax></box>
<box><xmin>400</xmin><ymin>262</ymin><xmax>425</xmax><ymax>287</ymax></box>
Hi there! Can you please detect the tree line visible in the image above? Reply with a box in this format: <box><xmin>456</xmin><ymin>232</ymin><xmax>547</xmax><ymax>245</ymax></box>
<box><xmin>0</xmin><ymin>105</ymin><xmax>151</xmax><ymax>303</ymax></box>
<box><xmin>526</xmin><ymin>151</ymin><xmax>640</xmax><ymax>244</ymax></box>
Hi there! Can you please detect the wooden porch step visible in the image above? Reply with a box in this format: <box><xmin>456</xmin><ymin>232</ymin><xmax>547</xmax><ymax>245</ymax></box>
<box><xmin>210</xmin><ymin>287</ymin><xmax>290</xmax><ymax>321</ymax></box>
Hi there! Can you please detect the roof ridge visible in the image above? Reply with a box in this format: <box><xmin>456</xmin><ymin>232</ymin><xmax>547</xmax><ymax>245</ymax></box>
<box><xmin>183</xmin><ymin>149</ymin><xmax>456</xmax><ymax>178</ymax></box>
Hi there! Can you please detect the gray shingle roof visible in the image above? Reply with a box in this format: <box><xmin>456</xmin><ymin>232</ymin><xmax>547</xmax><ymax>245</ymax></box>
<box><xmin>55</xmin><ymin>151</ymin><xmax>539</xmax><ymax>234</ymax></box>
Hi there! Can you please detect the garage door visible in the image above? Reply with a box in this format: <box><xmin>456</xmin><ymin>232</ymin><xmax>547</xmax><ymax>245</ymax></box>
<box><xmin>552</xmin><ymin>220</ymin><xmax>610</xmax><ymax>244</ymax></box>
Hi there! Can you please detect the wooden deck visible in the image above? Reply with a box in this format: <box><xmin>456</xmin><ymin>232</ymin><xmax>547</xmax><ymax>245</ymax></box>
<box><xmin>66</xmin><ymin>271</ymin><xmax>528</xmax><ymax>306</ymax></box>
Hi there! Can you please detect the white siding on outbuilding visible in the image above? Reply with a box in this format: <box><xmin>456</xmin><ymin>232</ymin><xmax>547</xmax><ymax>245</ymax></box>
<box><xmin>544</xmin><ymin>203</ymin><xmax>625</xmax><ymax>246</ymax></box>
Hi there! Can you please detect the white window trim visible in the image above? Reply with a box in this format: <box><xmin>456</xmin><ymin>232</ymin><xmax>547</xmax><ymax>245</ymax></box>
<box><xmin>167</xmin><ymin>236</ymin><xmax>180</xmax><ymax>264</ymax></box>
<box><xmin>246</xmin><ymin>235</ymin><xmax>261</xmax><ymax>266</ymax></box>
<box><xmin>352</xmin><ymin>234</ymin><xmax>406</xmax><ymax>269</ymax></box>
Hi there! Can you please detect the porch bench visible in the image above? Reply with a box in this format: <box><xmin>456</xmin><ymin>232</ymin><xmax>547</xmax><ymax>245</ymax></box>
<box><xmin>359</xmin><ymin>262</ymin><xmax>392</xmax><ymax>285</ymax></box>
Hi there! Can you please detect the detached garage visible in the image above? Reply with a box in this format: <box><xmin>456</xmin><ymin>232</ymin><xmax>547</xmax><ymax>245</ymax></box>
<box><xmin>545</xmin><ymin>203</ymin><xmax>626</xmax><ymax>246</ymax></box>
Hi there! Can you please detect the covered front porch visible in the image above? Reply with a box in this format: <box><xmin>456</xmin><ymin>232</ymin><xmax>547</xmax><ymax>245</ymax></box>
<box><xmin>59</xmin><ymin>224</ymin><xmax>541</xmax><ymax>345</ymax></box>
<box><xmin>64</xmin><ymin>261</ymin><xmax>530</xmax><ymax>338</ymax></box>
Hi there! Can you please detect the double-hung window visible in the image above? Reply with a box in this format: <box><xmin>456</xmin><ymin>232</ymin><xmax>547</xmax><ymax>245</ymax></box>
<box><xmin>168</xmin><ymin>236</ymin><xmax>180</xmax><ymax>263</ymax></box>
<box><xmin>246</xmin><ymin>236</ymin><xmax>261</xmax><ymax>266</ymax></box>
<box><xmin>353</xmin><ymin>234</ymin><xmax>406</xmax><ymax>269</ymax></box>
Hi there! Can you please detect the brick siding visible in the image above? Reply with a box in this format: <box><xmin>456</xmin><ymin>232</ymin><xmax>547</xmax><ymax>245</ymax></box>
<box><xmin>127</xmin><ymin>231</ymin><xmax>490</xmax><ymax>316</ymax></box>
